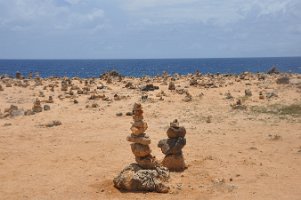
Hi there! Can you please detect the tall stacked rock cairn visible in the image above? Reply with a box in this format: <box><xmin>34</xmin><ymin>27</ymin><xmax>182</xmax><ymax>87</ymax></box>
<box><xmin>113</xmin><ymin>103</ymin><xmax>170</xmax><ymax>193</ymax></box>
<box><xmin>158</xmin><ymin>119</ymin><xmax>187</xmax><ymax>171</ymax></box>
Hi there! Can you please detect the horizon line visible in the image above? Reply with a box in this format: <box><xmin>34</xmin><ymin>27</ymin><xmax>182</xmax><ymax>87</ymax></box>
<box><xmin>0</xmin><ymin>56</ymin><xmax>301</xmax><ymax>60</ymax></box>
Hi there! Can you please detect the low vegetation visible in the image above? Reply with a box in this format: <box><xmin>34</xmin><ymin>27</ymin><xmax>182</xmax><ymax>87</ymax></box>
<box><xmin>251</xmin><ymin>103</ymin><xmax>301</xmax><ymax>117</ymax></box>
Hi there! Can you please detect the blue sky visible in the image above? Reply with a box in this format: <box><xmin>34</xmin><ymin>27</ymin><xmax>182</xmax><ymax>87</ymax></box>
<box><xmin>0</xmin><ymin>0</ymin><xmax>300</xmax><ymax>59</ymax></box>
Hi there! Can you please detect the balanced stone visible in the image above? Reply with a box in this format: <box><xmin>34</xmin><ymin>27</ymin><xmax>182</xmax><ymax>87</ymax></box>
<box><xmin>158</xmin><ymin>137</ymin><xmax>186</xmax><ymax>155</ymax></box>
<box><xmin>131</xmin><ymin>143</ymin><xmax>151</xmax><ymax>157</ymax></box>
<box><xmin>133</xmin><ymin>114</ymin><xmax>144</xmax><ymax>121</ymax></box>
<box><xmin>167</xmin><ymin>126</ymin><xmax>186</xmax><ymax>138</ymax></box>
<box><xmin>135</xmin><ymin>155</ymin><xmax>158</xmax><ymax>169</ymax></box>
<box><xmin>161</xmin><ymin>154</ymin><xmax>186</xmax><ymax>172</ymax></box>
<box><xmin>130</xmin><ymin>123</ymin><xmax>148</xmax><ymax>135</ymax></box>
<box><xmin>126</xmin><ymin>134</ymin><xmax>151</xmax><ymax>145</ymax></box>
<box><xmin>114</xmin><ymin>102</ymin><xmax>169</xmax><ymax>193</ymax></box>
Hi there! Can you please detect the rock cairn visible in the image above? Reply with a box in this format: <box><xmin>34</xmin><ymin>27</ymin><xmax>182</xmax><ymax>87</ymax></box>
<box><xmin>129</xmin><ymin>103</ymin><xmax>157</xmax><ymax>168</ymax></box>
<box><xmin>32</xmin><ymin>98</ymin><xmax>43</xmax><ymax>113</ymax></box>
<box><xmin>113</xmin><ymin>103</ymin><xmax>170</xmax><ymax>193</ymax></box>
<box><xmin>158</xmin><ymin>119</ymin><xmax>187</xmax><ymax>171</ymax></box>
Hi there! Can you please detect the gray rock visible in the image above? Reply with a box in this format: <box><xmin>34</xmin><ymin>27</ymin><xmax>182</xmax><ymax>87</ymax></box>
<box><xmin>158</xmin><ymin>137</ymin><xmax>186</xmax><ymax>155</ymax></box>
<box><xmin>113</xmin><ymin>163</ymin><xmax>170</xmax><ymax>193</ymax></box>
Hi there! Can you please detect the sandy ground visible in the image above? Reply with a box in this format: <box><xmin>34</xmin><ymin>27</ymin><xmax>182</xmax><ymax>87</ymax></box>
<box><xmin>0</xmin><ymin>72</ymin><xmax>301</xmax><ymax>200</ymax></box>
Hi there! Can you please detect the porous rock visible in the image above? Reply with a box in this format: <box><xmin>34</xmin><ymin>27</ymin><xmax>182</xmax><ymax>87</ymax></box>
<box><xmin>113</xmin><ymin>163</ymin><xmax>169</xmax><ymax>193</ymax></box>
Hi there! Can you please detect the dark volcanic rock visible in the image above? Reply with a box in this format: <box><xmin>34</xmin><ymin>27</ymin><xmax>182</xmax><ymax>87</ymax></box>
<box><xmin>158</xmin><ymin>137</ymin><xmax>186</xmax><ymax>155</ymax></box>
<box><xmin>113</xmin><ymin>163</ymin><xmax>169</xmax><ymax>193</ymax></box>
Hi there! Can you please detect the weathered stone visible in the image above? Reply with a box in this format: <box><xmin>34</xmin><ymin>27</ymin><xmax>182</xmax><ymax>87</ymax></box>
<box><xmin>132</xmin><ymin>120</ymin><xmax>147</xmax><ymax>128</ymax></box>
<box><xmin>133</xmin><ymin>114</ymin><xmax>143</xmax><ymax>121</ymax></box>
<box><xmin>161</xmin><ymin>154</ymin><xmax>186</xmax><ymax>172</ymax></box>
<box><xmin>131</xmin><ymin>143</ymin><xmax>151</xmax><ymax>157</ymax></box>
<box><xmin>32</xmin><ymin>99</ymin><xmax>42</xmax><ymax>113</ymax></box>
<box><xmin>158</xmin><ymin>137</ymin><xmax>186</xmax><ymax>155</ymax></box>
<box><xmin>16</xmin><ymin>71</ymin><xmax>22</xmax><ymax>79</ymax></box>
<box><xmin>10</xmin><ymin>109</ymin><xmax>24</xmax><ymax>117</ymax></box>
<box><xmin>245</xmin><ymin>89</ymin><xmax>252</xmax><ymax>96</ymax></box>
<box><xmin>47</xmin><ymin>96</ymin><xmax>54</xmax><ymax>103</ymax></box>
<box><xmin>276</xmin><ymin>76</ymin><xmax>290</xmax><ymax>84</ymax></box>
<box><xmin>113</xmin><ymin>163</ymin><xmax>169</xmax><ymax>193</ymax></box>
<box><xmin>166</xmin><ymin>126</ymin><xmax>186</xmax><ymax>138</ymax></box>
<box><xmin>116</xmin><ymin>112</ymin><xmax>123</xmax><ymax>117</ymax></box>
<box><xmin>133</xmin><ymin>103</ymin><xmax>142</xmax><ymax>111</ymax></box>
<box><xmin>127</xmin><ymin>134</ymin><xmax>151</xmax><ymax>145</ymax></box>
<box><xmin>135</xmin><ymin>155</ymin><xmax>158</xmax><ymax>169</ymax></box>
<box><xmin>170</xmin><ymin>119</ymin><xmax>179</xmax><ymax>128</ymax></box>
<box><xmin>168</xmin><ymin>82</ymin><xmax>176</xmax><ymax>90</ymax></box>
<box><xmin>24</xmin><ymin>109</ymin><xmax>34</xmax><ymax>116</ymax></box>
<box><xmin>45</xmin><ymin>120</ymin><xmax>62</xmax><ymax>127</ymax></box>
<box><xmin>130</xmin><ymin>121</ymin><xmax>148</xmax><ymax>135</ymax></box>
<box><xmin>44</xmin><ymin>105</ymin><xmax>50</xmax><ymax>111</ymax></box>
<box><xmin>141</xmin><ymin>84</ymin><xmax>159</xmax><ymax>91</ymax></box>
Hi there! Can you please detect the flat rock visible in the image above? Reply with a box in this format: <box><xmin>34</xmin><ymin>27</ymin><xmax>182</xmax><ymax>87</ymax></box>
<box><xmin>113</xmin><ymin>163</ymin><xmax>169</xmax><ymax>193</ymax></box>
<box><xmin>127</xmin><ymin>135</ymin><xmax>151</xmax><ymax>145</ymax></box>
<box><xmin>131</xmin><ymin>143</ymin><xmax>151</xmax><ymax>157</ymax></box>
<box><xmin>135</xmin><ymin>155</ymin><xmax>158</xmax><ymax>169</ymax></box>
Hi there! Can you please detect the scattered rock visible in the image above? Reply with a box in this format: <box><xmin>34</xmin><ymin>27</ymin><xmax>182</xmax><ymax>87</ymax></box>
<box><xmin>245</xmin><ymin>89</ymin><xmax>252</xmax><ymax>97</ymax></box>
<box><xmin>45</xmin><ymin>120</ymin><xmax>62</xmax><ymax>127</ymax></box>
<box><xmin>276</xmin><ymin>76</ymin><xmax>290</xmax><ymax>84</ymax></box>
<box><xmin>141</xmin><ymin>84</ymin><xmax>159</xmax><ymax>91</ymax></box>
<box><xmin>32</xmin><ymin>98</ymin><xmax>43</xmax><ymax>113</ymax></box>
<box><xmin>43</xmin><ymin>105</ymin><xmax>50</xmax><ymax>111</ymax></box>
<box><xmin>168</xmin><ymin>82</ymin><xmax>176</xmax><ymax>90</ymax></box>
<box><xmin>116</xmin><ymin>112</ymin><xmax>123</xmax><ymax>117</ymax></box>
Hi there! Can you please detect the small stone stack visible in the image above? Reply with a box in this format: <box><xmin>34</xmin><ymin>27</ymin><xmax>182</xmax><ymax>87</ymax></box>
<box><xmin>16</xmin><ymin>71</ymin><xmax>22</xmax><ymax>79</ymax></box>
<box><xmin>61</xmin><ymin>80</ymin><xmax>68</xmax><ymax>91</ymax></box>
<box><xmin>32</xmin><ymin>98</ymin><xmax>43</xmax><ymax>113</ymax></box>
<box><xmin>114</xmin><ymin>103</ymin><xmax>170</xmax><ymax>193</ymax></box>
<box><xmin>158</xmin><ymin>119</ymin><xmax>187</xmax><ymax>171</ymax></box>
<box><xmin>128</xmin><ymin>103</ymin><xmax>157</xmax><ymax>169</ymax></box>
<box><xmin>0</xmin><ymin>84</ymin><xmax>3</xmax><ymax>91</ymax></box>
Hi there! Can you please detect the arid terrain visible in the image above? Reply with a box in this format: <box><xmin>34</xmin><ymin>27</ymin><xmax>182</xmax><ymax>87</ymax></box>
<box><xmin>0</xmin><ymin>71</ymin><xmax>301</xmax><ymax>200</ymax></box>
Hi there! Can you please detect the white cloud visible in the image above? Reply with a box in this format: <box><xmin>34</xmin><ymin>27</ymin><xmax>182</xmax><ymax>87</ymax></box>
<box><xmin>122</xmin><ymin>0</ymin><xmax>293</xmax><ymax>26</ymax></box>
<box><xmin>0</xmin><ymin>0</ymin><xmax>105</xmax><ymax>32</ymax></box>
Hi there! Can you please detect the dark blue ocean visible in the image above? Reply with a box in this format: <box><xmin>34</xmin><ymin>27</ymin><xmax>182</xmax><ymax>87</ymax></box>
<box><xmin>0</xmin><ymin>57</ymin><xmax>300</xmax><ymax>78</ymax></box>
